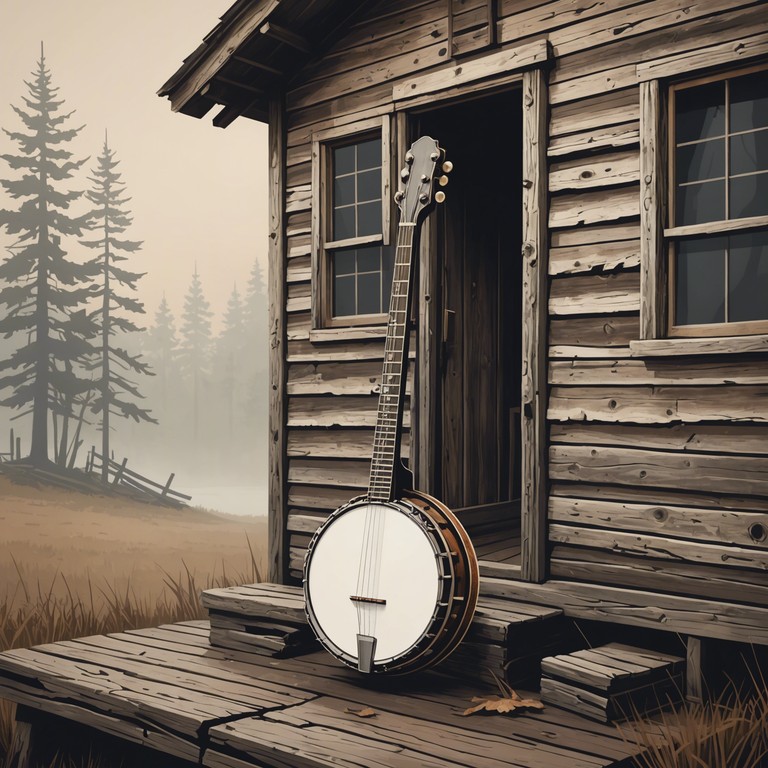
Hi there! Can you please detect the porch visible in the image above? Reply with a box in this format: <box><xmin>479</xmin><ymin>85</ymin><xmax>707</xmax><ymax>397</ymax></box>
<box><xmin>0</xmin><ymin>619</ymin><xmax>649</xmax><ymax>768</ymax></box>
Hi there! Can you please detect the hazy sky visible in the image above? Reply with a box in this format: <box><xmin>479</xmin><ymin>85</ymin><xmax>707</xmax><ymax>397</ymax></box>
<box><xmin>0</xmin><ymin>1</ymin><xmax>270</xmax><ymax>331</ymax></box>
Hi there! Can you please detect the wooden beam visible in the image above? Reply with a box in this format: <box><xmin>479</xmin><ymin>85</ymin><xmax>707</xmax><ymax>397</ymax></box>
<box><xmin>166</xmin><ymin>0</ymin><xmax>280</xmax><ymax>112</ymax></box>
<box><xmin>212</xmin><ymin>97</ymin><xmax>268</xmax><ymax>129</ymax></box>
<box><xmin>233</xmin><ymin>54</ymin><xmax>283</xmax><ymax>76</ymax></box>
<box><xmin>639</xmin><ymin>79</ymin><xmax>666</xmax><ymax>340</ymax></box>
<box><xmin>686</xmin><ymin>637</ymin><xmax>705</xmax><ymax>704</ymax></box>
<box><xmin>214</xmin><ymin>75</ymin><xmax>265</xmax><ymax>95</ymax></box>
<box><xmin>268</xmin><ymin>95</ymin><xmax>288</xmax><ymax>585</ymax></box>
<box><xmin>521</xmin><ymin>67</ymin><xmax>549</xmax><ymax>584</ymax></box>
<box><xmin>260</xmin><ymin>22</ymin><xmax>311</xmax><ymax>54</ymax></box>
<box><xmin>482</xmin><ymin>578</ymin><xmax>768</xmax><ymax>645</ymax></box>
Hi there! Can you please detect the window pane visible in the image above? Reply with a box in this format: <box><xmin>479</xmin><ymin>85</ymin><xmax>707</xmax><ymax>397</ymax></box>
<box><xmin>334</xmin><ymin>205</ymin><xmax>356</xmax><ymax>240</ymax></box>
<box><xmin>731</xmin><ymin>71</ymin><xmax>768</xmax><ymax>133</ymax></box>
<box><xmin>675</xmin><ymin>237</ymin><xmax>726</xmax><ymax>326</ymax></box>
<box><xmin>676</xmin><ymin>82</ymin><xmax>725</xmax><ymax>144</ymax></box>
<box><xmin>730</xmin><ymin>130</ymin><xmax>768</xmax><ymax>176</ymax></box>
<box><xmin>334</xmin><ymin>250</ymin><xmax>355</xmax><ymax>276</ymax></box>
<box><xmin>729</xmin><ymin>231</ymin><xmax>768</xmax><ymax>323</ymax></box>
<box><xmin>358</xmin><ymin>272</ymin><xmax>381</xmax><ymax>314</ymax></box>
<box><xmin>356</xmin><ymin>246</ymin><xmax>380</xmax><ymax>273</ymax></box>
<box><xmin>676</xmin><ymin>139</ymin><xmax>724</xmax><ymax>183</ymax></box>
<box><xmin>730</xmin><ymin>173</ymin><xmax>768</xmax><ymax>219</ymax></box>
<box><xmin>357</xmin><ymin>169</ymin><xmax>381</xmax><ymax>203</ymax></box>
<box><xmin>357</xmin><ymin>139</ymin><xmax>381</xmax><ymax>171</ymax></box>
<box><xmin>357</xmin><ymin>201</ymin><xmax>381</xmax><ymax>236</ymax></box>
<box><xmin>334</xmin><ymin>175</ymin><xmax>355</xmax><ymax>207</ymax></box>
<box><xmin>333</xmin><ymin>274</ymin><xmax>356</xmax><ymax>316</ymax></box>
<box><xmin>334</xmin><ymin>145</ymin><xmax>355</xmax><ymax>176</ymax></box>
<box><xmin>676</xmin><ymin>179</ymin><xmax>725</xmax><ymax>225</ymax></box>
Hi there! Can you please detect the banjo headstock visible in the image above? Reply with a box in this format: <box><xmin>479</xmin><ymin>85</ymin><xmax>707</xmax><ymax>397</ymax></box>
<box><xmin>394</xmin><ymin>136</ymin><xmax>451</xmax><ymax>224</ymax></box>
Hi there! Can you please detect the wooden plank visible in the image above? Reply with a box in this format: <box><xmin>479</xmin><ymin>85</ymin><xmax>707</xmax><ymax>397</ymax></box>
<box><xmin>521</xmin><ymin>66</ymin><xmax>549</xmax><ymax>584</ymax></box>
<box><xmin>481</xmin><ymin>577</ymin><xmax>768</xmax><ymax>644</ymax></box>
<box><xmin>686</xmin><ymin>637</ymin><xmax>704</xmax><ymax>704</ymax></box>
<box><xmin>288</xmin><ymin>429</ymin><xmax>410</xmax><ymax>459</ymax></box>
<box><xmin>549</xmin><ymin>239</ymin><xmax>641</xmax><ymax>276</ymax></box>
<box><xmin>637</xmin><ymin>29</ymin><xmax>768</xmax><ymax>81</ymax></box>
<box><xmin>288</xmin><ymin>361</ymin><xmax>413</xmax><ymax>396</ymax></box>
<box><xmin>550</xmin><ymin>151</ymin><xmax>639</xmax><ymax>192</ymax></box>
<box><xmin>549</xmin><ymin>313</ymin><xmax>638</xmax><ymax>348</ymax></box>
<box><xmin>549</xmin><ymin>358</ymin><xmax>768</xmax><ymax>386</ymax></box>
<box><xmin>551</xmin><ymin>549</ymin><xmax>768</xmax><ymax>606</ymax></box>
<box><xmin>549</xmin><ymin>495</ymin><xmax>768</xmax><ymax>549</ymax></box>
<box><xmin>551</xmin><ymin>222</ymin><xmax>639</xmax><ymax>248</ymax></box>
<box><xmin>549</xmin><ymin>271</ymin><xmax>640</xmax><ymax>316</ymax></box>
<box><xmin>549</xmin><ymin>422</ymin><xmax>768</xmax><ymax>455</ymax></box>
<box><xmin>288</xmin><ymin>485</ymin><xmax>351</xmax><ymax>511</ymax></box>
<box><xmin>288</xmin><ymin>458</ymin><xmax>369</xmax><ymax>488</ymax></box>
<box><xmin>639</xmin><ymin>79</ymin><xmax>665</xmax><ymax>340</ymax></box>
<box><xmin>288</xmin><ymin>395</ymin><xmax>411</xmax><ymax>427</ymax></box>
<box><xmin>549</xmin><ymin>524</ymin><xmax>768</xmax><ymax>571</ymax></box>
<box><xmin>393</xmin><ymin>39</ymin><xmax>549</xmax><ymax>101</ymax></box>
<box><xmin>548</xmin><ymin>384</ymin><xmax>768</xmax><ymax>424</ymax></box>
<box><xmin>549</xmin><ymin>443</ymin><xmax>768</xmax><ymax>497</ymax></box>
<box><xmin>550</xmin><ymin>88</ymin><xmax>639</xmax><ymax>138</ymax></box>
<box><xmin>549</xmin><ymin>186</ymin><xmax>639</xmax><ymax>229</ymax></box>
<box><xmin>287</xmin><ymin>512</ymin><xmax>324</xmax><ymax>534</ymax></box>
<box><xmin>548</xmin><ymin>123</ymin><xmax>640</xmax><ymax>158</ymax></box>
<box><xmin>630</xmin><ymin>334</ymin><xmax>768</xmax><ymax>357</ymax></box>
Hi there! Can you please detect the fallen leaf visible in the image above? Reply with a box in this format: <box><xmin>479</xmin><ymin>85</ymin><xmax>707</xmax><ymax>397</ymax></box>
<box><xmin>345</xmin><ymin>706</ymin><xmax>376</xmax><ymax>718</ymax></box>
<box><xmin>462</xmin><ymin>693</ymin><xmax>544</xmax><ymax>717</ymax></box>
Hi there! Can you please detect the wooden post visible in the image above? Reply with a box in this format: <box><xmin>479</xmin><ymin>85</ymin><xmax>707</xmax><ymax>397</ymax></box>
<box><xmin>6</xmin><ymin>719</ymin><xmax>33</xmax><ymax>768</ymax></box>
<box><xmin>112</xmin><ymin>457</ymin><xmax>127</xmax><ymax>486</ymax></box>
<box><xmin>686</xmin><ymin>636</ymin><xmax>705</xmax><ymax>704</ymax></box>
<box><xmin>15</xmin><ymin>436</ymin><xmax>20</xmax><ymax>462</ymax></box>
<box><xmin>268</xmin><ymin>94</ymin><xmax>288</xmax><ymax>584</ymax></box>
<box><xmin>639</xmin><ymin>79</ymin><xmax>667</xmax><ymax>340</ymax></box>
<box><xmin>520</xmin><ymin>66</ymin><xmax>549</xmax><ymax>584</ymax></box>
<box><xmin>10</xmin><ymin>428</ymin><xmax>14</xmax><ymax>460</ymax></box>
<box><xmin>161</xmin><ymin>472</ymin><xmax>175</xmax><ymax>497</ymax></box>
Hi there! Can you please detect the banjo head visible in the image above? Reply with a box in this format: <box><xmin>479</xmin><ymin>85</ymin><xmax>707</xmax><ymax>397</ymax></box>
<box><xmin>304</xmin><ymin>497</ymin><xmax>451</xmax><ymax>672</ymax></box>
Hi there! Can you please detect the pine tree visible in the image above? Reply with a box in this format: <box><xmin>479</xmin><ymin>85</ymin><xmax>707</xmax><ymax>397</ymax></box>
<box><xmin>179</xmin><ymin>267</ymin><xmax>212</xmax><ymax>443</ymax></box>
<box><xmin>242</xmin><ymin>258</ymin><xmax>268</xmax><ymax>449</ymax></box>
<box><xmin>0</xmin><ymin>45</ymin><xmax>92</xmax><ymax>466</ymax></box>
<box><xmin>81</xmin><ymin>135</ymin><xmax>155</xmax><ymax>480</ymax></box>
<box><xmin>213</xmin><ymin>284</ymin><xmax>245</xmax><ymax>442</ymax></box>
<box><xmin>147</xmin><ymin>295</ymin><xmax>178</xmax><ymax>412</ymax></box>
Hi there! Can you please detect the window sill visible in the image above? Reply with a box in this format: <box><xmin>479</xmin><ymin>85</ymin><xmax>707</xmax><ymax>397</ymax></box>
<box><xmin>309</xmin><ymin>326</ymin><xmax>387</xmax><ymax>343</ymax></box>
<box><xmin>630</xmin><ymin>334</ymin><xmax>768</xmax><ymax>357</ymax></box>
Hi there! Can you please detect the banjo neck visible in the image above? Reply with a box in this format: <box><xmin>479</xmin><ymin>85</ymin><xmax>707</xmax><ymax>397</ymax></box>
<box><xmin>368</xmin><ymin>221</ymin><xmax>417</xmax><ymax>503</ymax></box>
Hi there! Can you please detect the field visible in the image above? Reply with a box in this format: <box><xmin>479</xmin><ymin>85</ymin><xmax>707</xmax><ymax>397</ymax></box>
<box><xmin>0</xmin><ymin>473</ymin><xmax>267</xmax><ymax>766</ymax></box>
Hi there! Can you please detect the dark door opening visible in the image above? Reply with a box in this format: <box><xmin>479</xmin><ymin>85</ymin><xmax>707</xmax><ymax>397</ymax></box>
<box><xmin>416</xmin><ymin>89</ymin><xmax>523</xmax><ymax>568</ymax></box>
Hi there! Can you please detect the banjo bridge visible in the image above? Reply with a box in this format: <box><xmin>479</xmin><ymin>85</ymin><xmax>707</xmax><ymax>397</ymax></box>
<box><xmin>350</xmin><ymin>595</ymin><xmax>387</xmax><ymax>605</ymax></box>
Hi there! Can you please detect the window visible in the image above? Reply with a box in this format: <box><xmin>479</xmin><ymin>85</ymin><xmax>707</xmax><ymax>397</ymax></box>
<box><xmin>312</xmin><ymin>119</ymin><xmax>393</xmax><ymax>328</ymax></box>
<box><xmin>668</xmin><ymin>65</ymin><xmax>768</xmax><ymax>336</ymax></box>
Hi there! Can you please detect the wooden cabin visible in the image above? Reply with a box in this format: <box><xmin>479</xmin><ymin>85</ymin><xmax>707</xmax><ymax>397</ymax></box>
<box><xmin>158</xmin><ymin>0</ymin><xmax>768</xmax><ymax>662</ymax></box>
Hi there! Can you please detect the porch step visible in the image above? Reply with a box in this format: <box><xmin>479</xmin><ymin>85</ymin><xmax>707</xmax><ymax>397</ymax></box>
<box><xmin>202</xmin><ymin>583</ymin><xmax>579</xmax><ymax>687</ymax></box>
<box><xmin>540</xmin><ymin>643</ymin><xmax>685</xmax><ymax>722</ymax></box>
<box><xmin>202</xmin><ymin>583</ymin><xmax>318</xmax><ymax>657</ymax></box>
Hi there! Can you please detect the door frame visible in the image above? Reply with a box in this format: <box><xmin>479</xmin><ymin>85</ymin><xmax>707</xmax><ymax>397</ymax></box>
<box><xmin>398</xmin><ymin>68</ymin><xmax>549</xmax><ymax>584</ymax></box>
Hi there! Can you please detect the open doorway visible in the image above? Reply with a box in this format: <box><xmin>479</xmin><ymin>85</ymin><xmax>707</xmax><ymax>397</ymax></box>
<box><xmin>416</xmin><ymin>88</ymin><xmax>523</xmax><ymax>570</ymax></box>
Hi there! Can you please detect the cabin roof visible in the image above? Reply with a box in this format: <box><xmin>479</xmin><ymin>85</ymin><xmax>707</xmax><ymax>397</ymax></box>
<box><xmin>158</xmin><ymin>0</ymin><xmax>361</xmax><ymax>127</ymax></box>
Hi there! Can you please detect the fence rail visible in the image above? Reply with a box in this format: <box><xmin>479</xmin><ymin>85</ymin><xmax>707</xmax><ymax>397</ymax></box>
<box><xmin>87</xmin><ymin>448</ymin><xmax>191</xmax><ymax>505</ymax></box>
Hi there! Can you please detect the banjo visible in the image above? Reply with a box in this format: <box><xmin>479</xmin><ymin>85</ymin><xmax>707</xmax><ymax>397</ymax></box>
<box><xmin>304</xmin><ymin>136</ymin><xmax>479</xmax><ymax>675</ymax></box>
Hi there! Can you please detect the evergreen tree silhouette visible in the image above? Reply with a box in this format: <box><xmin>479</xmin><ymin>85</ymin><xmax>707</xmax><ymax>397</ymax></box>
<box><xmin>0</xmin><ymin>45</ymin><xmax>92</xmax><ymax>466</ymax></box>
<box><xmin>213</xmin><ymin>284</ymin><xmax>245</xmax><ymax>442</ymax></box>
<box><xmin>81</xmin><ymin>135</ymin><xmax>155</xmax><ymax>480</ymax></box>
<box><xmin>147</xmin><ymin>295</ymin><xmax>178</xmax><ymax>412</ymax></box>
<box><xmin>179</xmin><ymin>267</ymin><xmax>212</xmax><ymax>443</ymax></box>
<box><xmin>242</xmin><ymin>258</ymin><xmax>268</xmax><ymax>445</ymax></box>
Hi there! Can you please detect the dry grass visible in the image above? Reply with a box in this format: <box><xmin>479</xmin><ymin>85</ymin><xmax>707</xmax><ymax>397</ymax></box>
<box><xmin>620</xmin><ymin>660</ymin><xmax>768</xmax><ymax>768</ymax></box>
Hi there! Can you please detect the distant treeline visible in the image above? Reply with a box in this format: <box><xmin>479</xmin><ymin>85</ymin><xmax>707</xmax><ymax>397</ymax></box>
<box><xmin>0</xmin><ymin>46</ymin><xmax>268</xmax><ymax>481</ymax></box>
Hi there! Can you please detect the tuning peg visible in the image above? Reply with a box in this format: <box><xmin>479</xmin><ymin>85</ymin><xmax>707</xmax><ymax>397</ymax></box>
<box><xmin>442</xmin><ymin>160</ymin><xmax>453</xmax><ymax>174</ymax></box>
<box><xmin>401</xmin><ymin>168</ymin><xmax>410</xmax><ymax>180</ymax></box>
<box><xmin>394</xmin><ymin>190</ymin><xmax>404</xmax><ymax>203</ymax></box>
<box><xmin>405</xmin><ymin>151</ymin><xmax>414</xmax><ymax>164</ymax></box>
<box><xmin>419</xmin><ymin>193</ymin><xmax>429</xmax><ymax>203</ymax></box>
<box><xmin>435</xmin><ymin>191</ymin><xmax>446</xmax><ymax>203</ymax></box>
<box><xmin>438</xmin><ymin>175</ymin><xmax>449</xmax><ymax>187</ymax></box>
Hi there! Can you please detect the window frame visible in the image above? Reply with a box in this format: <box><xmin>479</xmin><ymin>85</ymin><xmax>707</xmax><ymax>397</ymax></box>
<box><xmin>665</xmin><ymin>62</ymin><xmax>768</xmax><ymax>339</ymax></box>
<box><xmin>311</xmin><ymin>116</ymin><xmax>393</xmax><ymax>330</ymax></box>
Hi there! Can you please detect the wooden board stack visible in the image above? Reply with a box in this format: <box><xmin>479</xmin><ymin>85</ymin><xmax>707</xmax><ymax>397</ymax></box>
<box><xmin>440</xmin><ymin>597</ymin><xmax>578</xmax><ymax>688</ymax></box>
<box><xmin>201</xmin><ymin>583</ymin><xmax>318</xmax><ymax>657</ymax></box>
<box><xmin>540</xmin><ymin>643</ymin><xmax>684</xmax><ymax>722</ymax></box>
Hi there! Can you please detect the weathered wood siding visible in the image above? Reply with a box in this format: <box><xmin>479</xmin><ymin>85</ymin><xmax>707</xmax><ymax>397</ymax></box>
<box><xmin>279</xmin><ymin>0</ymin><xmax>768</xmax><ymax>604</ymax></box>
